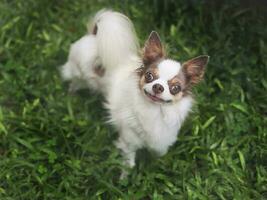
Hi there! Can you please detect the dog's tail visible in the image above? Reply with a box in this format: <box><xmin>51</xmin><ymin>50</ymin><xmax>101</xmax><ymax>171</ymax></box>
<box><xmin>88</xmin><ymin>9</ymin><xmax>139</xmax><ymax>70</ymax></box>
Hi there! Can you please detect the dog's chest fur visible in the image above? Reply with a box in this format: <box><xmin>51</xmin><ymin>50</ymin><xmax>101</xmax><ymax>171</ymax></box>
<box><xmin>133</xmin><ymin>101</ymin><xmax>181</xmax><ymax>153</ymax></box>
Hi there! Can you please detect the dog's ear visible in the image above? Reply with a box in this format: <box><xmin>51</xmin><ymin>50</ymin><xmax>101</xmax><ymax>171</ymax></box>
<box><xmin>182</xmin><ymin>55</ymin><xmax>209</xmax><ymax>85</ymax></box>
<box><xmin>143</xmin><ymin>31</ymin><xmax>164</xmax><ymax>65</ymax></box>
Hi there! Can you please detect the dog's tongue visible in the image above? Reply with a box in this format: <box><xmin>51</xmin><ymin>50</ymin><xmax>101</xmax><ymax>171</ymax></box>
<box><xmin>150</xmin><ymin>94</ymin><xmax>162</xmax><ymax>102</ymax></box>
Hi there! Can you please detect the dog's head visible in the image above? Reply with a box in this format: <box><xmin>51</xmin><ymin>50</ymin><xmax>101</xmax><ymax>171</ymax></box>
<box><xmin>138</xmin><ymin>31</ymin><xmax>209</xmax><ymax>104</ymax></box>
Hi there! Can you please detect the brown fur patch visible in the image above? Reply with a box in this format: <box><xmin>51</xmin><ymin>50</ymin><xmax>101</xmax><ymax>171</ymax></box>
<box><xmin>93</xmin><ymin>65</ymin><xmax>105</xmax><ymax>77</ymax></box>
<box><xmin>92</xmin><ymin>25</ymin><xmax>98</xmax><ymax>35</ymax></box>
<box><xmin>135</xmin><ymin>66</ymin><xmax>145</xmax><ymax>77</ymax></box>
<box><xmin>138</xmin><ymin>64</ymin><xmax>159</xmax><ymax>89</ymax></box>
<box><xmin>182</xmin><ymin>55</ymin><xmax>209</xmax><ymax>85</ymax></box>
<box><xmin>143</xmin><ymin>31</ymin><xmax>165</xmax><ymax>65</ymax></box>
<box><xmin>167</xmin><ymin>71</ymin><xmax>191</xmax><ymax>100</ymax></box>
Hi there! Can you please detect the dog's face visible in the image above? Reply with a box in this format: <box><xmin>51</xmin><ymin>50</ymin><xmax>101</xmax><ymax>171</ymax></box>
<box><xmin>138</xmin><ymin>31</ymin><xmax>209</xmax><ymax>104</ymax></box>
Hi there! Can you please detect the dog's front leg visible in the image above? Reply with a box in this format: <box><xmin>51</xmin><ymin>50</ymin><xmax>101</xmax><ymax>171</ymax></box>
<box><xmin>114</xmin><ymin>128</ymin><xmax>141</xmax><ymax>179</ymax></box>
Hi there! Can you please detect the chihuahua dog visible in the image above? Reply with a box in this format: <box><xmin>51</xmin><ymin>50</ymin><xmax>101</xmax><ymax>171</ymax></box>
<box><xmin>61</xmin><ymin>10</ymin><xmax>209</xmax><ymax>176</ymax></box>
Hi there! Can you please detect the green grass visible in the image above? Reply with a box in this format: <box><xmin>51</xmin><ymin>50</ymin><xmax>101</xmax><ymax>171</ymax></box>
<box><xmin>0</xmin><ymin>0</ymin><xmax>267</xmax><ymax>199</ymax></box>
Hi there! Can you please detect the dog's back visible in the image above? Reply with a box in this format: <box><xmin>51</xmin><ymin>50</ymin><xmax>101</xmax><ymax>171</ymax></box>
<box><xmin>61</xmin><ymin>9</ymin><xmax>140</xmax><ymax>93</ymax></box>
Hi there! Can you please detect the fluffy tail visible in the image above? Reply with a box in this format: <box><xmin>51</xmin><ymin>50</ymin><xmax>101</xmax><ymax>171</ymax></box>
<box><xmin>88</xmin><ymin>9</ymin><xmax>139</xmax><ymax>70</ymax></box>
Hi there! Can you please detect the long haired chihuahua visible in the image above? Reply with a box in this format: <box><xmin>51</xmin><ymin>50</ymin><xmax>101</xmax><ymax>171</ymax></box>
<box><xmin>61</xmin><ymin>10</ymin><xmax>209</xmax><ymax>177</ymax></box>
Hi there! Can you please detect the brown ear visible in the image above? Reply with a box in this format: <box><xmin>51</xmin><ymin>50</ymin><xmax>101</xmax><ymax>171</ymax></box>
<box><xmin>182</xmin><ymin>55</ymin><xmax>209</xmax><ymax>85</ymax></box>
<box><xmin>143</xmin><ymin>31</ymin><xmax>164</xmax><ymax>65</ymax></box>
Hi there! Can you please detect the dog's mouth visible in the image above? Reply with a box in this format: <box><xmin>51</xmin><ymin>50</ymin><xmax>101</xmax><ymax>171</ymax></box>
<box><xmin>144</xmin><ymin>90</ymin><xmax>172</xmax><ymax>103</ymax></box>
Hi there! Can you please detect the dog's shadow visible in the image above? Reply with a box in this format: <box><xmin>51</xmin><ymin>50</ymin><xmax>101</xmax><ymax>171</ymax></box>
<box><xmin>136</xmin><ymin>148</ymin><xmax>155</xmax><ymax>167</ymax></box>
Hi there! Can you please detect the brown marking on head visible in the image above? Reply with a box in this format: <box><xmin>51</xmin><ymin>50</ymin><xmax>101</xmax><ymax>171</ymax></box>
<box><xmin>92</xmin><ymin>24</ymin><xmax>98</xmax><ymax>35</ymax></box>
<box><xmin>167</xmin><ymin>71</ymin><xmax>191</xmax><ymax>101</ymax></box>
<box><xmin>93</xmin><ymin>65</ymin><xmax>105</xmax><ymax>77</ymax></box>
<box><xmin>166</xmin><ymin>55</ymin><xmax>209</xmax><ymax>101</ymax></box>
<box><xmin>182</xmin><ymin>55</ymin><xmax>209</xmax><ymax>85</ymax></box>
<box><xmin>138</xmin><ymin>64</ymin><xmax>159</xmax><ymax>89</ymax></box>
<box><xmin>143</xmin><ymin>31</ymin><xmax>165</xmax><ymax>66</ymax></box>
<box><xmin>135</xmin><ymin>66</ymin><xmax>145</xmax><ymax>77</ymax></box>
<box><xmin>137</xmin><ymin>31</ymin><xmax>165</xmax><ymax>77</ymax></box>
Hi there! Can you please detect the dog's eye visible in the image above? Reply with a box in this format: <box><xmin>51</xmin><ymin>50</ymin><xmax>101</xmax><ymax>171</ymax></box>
<box><xmin>170</xmin><ymin>85</ymin><xmax>181</xmax><ymax>95</ymax></box>
<box><xmin>145</xmin><ymin>72</ymin><xmax>154</xmax><ymax>83</ymax></box>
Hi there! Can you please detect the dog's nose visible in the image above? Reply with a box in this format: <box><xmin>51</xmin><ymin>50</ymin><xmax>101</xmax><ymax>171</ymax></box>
<box><xmin>152</xmin><ymin>83</ymin><xmax>164</xmax><ymax>94</ymax></box>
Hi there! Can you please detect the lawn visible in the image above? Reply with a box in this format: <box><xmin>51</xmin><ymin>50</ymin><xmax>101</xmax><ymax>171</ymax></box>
<box><xmin>0</xmin><ymin>0</ymin><xmax>267</xmax><ymax>199</ymax></box>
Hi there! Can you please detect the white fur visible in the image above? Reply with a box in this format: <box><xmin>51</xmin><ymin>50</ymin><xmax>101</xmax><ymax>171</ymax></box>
<box><xmin>158</xmin><ymin>59</ymin><xmax>181</xmax><ymax>80</ymax></box>
<box><xmin>90</xmin><ymin>9</ymin><xmax>139</xmax><ymax>70</ymax></box>
<box><xmin>61</xmin><ymin>35</ymin><xmax>98</xmax><ymax>81</ymax></box>
<box><xmin>60</xmin><ymin>35</ymin><xmax>106</xmax><ymax>92</ymax></box>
